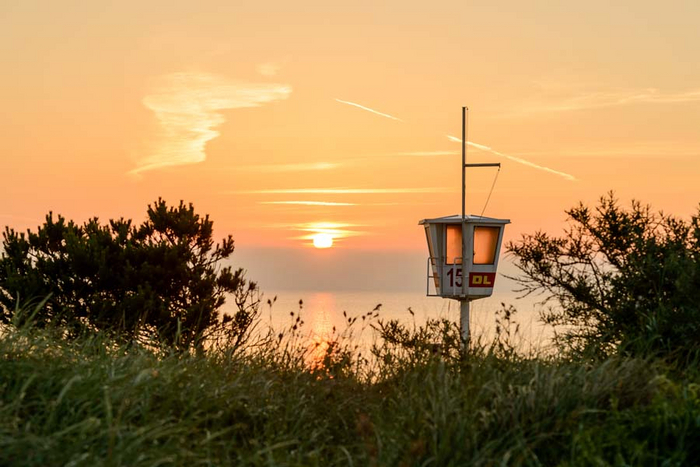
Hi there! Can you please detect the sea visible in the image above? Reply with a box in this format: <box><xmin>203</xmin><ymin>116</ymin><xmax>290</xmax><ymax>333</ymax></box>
<box><xmin>223</xmin><ymin>288</ymin><xmax>557</xmax><ymax>354</ymax></box>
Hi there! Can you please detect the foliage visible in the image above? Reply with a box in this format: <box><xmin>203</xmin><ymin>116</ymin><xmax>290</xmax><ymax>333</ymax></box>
<box><xmin>2</xmin><ymin>310</ymin><xmax>700</xmax><ymax>466</ymax></box>
<box><xmin>508</xmin><ymin>193</ymin><xmax>700</xmax><ymax>359</ymax></box>
<box><xmin>370</xmin><ymin>313</ymin><xmax>463</xmax><ymax>374</ymax></box>
<box><xmin>0</xmin><ymin>199</ymin><xmax>259</xmax><ymax>350</ymax></box>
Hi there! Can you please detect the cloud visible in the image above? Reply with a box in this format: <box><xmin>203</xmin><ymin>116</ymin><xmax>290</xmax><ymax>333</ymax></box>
<box><xmin>446</xmin><ymin>135</ymin><xmax>576</xmax><ymax>181</ymax></box>
<box><xmin>231</xmin><ymin>187</ymin><xmax>452</xmax><ymax>194</ymax></box>
<box><xmin>514</xmin><ymin>145</ymin><xmax>700</xmax><ymax>158</ymax></box>
<box><xmin>334</xmin><ymin>99</ymin><xmax>403</xmax><ymax>121</ymax></box>
<box><xmin>516</xmin><ymin>87</ymin><xmax>700</xmax><ymax>114</ymax></box>
<box><xmin>394</xmin><ymin>151</ymin><xmax>460</xmax><ymax>157</ymax></box>
<box><xmin>258</xmin><ymin>200</ymin><xmax>434</xmax><ymax>207</ymax></box>
<box><xmin>253</xmin><ymin>221</ymin><xmax>367</xmax><ymax>242</ymax></box>
<box><xmin>293</xmin><ymin>221</ymin><xmax>366</xmax><ymax>241</ymax></box>
<box><xmin>229</xmin><ymin>162</ymin><xmax>341</xmax><ymax>173</ymax></box>
<box><xmin>133</xmin><ymin>72</ymin><xmax>291</xmax><ymax>174</ymax></box>
<box><xmin>260</xmin><ymin>201</ymin><xmax>357</xmax><ymax>206</ymax></box>
<box><xmin>256</xmin><ymin>61</ymin><xmax>285</xmax><ymax>77</ymax></box>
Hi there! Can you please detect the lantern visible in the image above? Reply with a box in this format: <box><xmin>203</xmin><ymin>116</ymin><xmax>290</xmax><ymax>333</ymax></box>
<box><xmin>419</xmin><ymin>215</ymin><xmax>509</xmax><ymax>299</ymax></box>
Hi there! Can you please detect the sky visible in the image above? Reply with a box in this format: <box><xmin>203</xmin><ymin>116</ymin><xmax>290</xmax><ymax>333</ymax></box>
<box><xmin>1</xmin><ymin>1</ymin><xmax>699</xmax><ymax>292</ymax></box>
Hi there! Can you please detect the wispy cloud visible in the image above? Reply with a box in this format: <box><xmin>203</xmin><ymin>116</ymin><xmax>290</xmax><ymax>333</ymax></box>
<box><xmin>228</xmin><ymin>162</ymin><xmax>341</xmax><ymax>173</ymax></box>
<box><xmin>516</xmin><ymin>87</ymin><xmax>700</xmax><ymax>114</ymax></box>
<box><xmin>293</xmin><ymin>221</ymin><xmax>366</xmax><ymax>241</ymax></box>
<box><xmin>446</xmin><ymin>135</ymin><xmax>576</xmax><ymax>181</ymax></box>
<box><xmin>231</xmin><ymin>187</ymin><xmax>452</xmax><ymax>194</ymax></box>
<box><xmin>394</xmin><ymin>151</ymin><xmax>460</xmax><ymax>157</ymax></box>
<box><xmin>133</xmin><ymin>72</ymin><xmax>291</xmax><ymax>174</ymax></box>
<box><xmin>260</xmin><ymin>201</ymin><xmax>357</xmax><ymax>206</ymax></box>
<box><xmin>514</xmin><ymin>144</ymin><xmax>700</xmax><ymax>158</ymax></box>
<box><xmin>258</xmin><ymin>200</ymin><xmax>434</xmax><ymax>207</ymax></box>
<box><xmin>334</xmin><ymin>99</ymin><xmax>403</xmax><ymax>121</ymax></box>
<box><xmin>256</xmin><ymin>61</ymin><xmax>285</xmax><ymax>77</ymax></box>
<box><xmin>254</xmin><ymin>221</ymin><xmax>367</xmax><ymax>243</ymax></box>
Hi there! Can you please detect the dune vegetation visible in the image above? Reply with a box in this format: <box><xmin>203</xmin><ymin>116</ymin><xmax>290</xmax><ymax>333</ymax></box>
<box><xmin>2</xmin><ymin>309</ymin><xmax>700</xmax><ymax>466</ymax></box>
<box><xmin>1</xmin><ymin>194</ymin><xmax>700</xmax><ymax>466</ymax></box>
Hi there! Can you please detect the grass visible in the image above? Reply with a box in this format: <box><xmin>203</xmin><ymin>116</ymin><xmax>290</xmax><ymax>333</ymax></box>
<box><xmin>1</xmin><ymin>312</ymin><xmax>700</xmax><ymax>466</ymax></box>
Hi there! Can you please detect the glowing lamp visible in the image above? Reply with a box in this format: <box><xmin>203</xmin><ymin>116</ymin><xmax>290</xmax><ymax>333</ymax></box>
<box><xmin>419</xmin><ymin>215</ymin><xmax>509</xmax><ymax>299</ymax></box>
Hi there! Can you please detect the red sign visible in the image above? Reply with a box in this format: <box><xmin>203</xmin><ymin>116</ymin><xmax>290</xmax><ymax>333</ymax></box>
<box><xmin>469</xmin><ymin>272</ymin><xmax>496</xmax><ymax>288</ymax></box>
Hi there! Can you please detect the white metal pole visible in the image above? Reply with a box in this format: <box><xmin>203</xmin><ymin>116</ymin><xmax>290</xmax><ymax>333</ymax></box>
<box><xmin>460</xmin><ymin>299</ymin><xmax>470</xmax><ymax>348</ymax></box>
<box><xmin>461</xmin><ymin>107</ymin><xmax>471</xmax><ymax>349</ymax></box>
<box><xmin>461</xmin><ymin>106</ymin><xmax>466</xmax><ymax>221</ymax></box>
<box><xmin>461</xmin><ymin>107</ymin><xmax>468</xmax><ymax>298</ymax></box>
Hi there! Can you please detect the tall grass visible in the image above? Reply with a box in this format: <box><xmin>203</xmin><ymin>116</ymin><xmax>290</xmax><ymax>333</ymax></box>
<box><xmin>1</xmin><ymin>307</ymin><xmax>699</xmax><ymax>466</ymax></box>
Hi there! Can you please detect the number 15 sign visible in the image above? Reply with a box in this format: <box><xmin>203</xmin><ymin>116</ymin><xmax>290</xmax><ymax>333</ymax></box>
<box><xmin>446</xmin><ymin>266</ymin><xmax>496</xmax><ymax>289</ymax></box>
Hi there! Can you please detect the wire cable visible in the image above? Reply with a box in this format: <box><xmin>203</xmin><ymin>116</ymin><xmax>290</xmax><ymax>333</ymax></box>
<box><xmin>479</xmin><ymin>166</ymin><xmax>501</xmax><ymax>218</ymax></box>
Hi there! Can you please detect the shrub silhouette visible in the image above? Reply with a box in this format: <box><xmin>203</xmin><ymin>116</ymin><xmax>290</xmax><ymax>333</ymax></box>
<box><xmin>509</xmin><ymin>193</ymin><xmax>700</xmax><ymax>360</ymax></box>
<box><xmin>0</xmin><ymin>199</ymin><xmax>258</xmax><ymax>350</ymax></box>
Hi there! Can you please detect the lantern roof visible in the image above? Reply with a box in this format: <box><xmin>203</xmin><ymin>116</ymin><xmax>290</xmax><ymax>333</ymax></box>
<box><xmin>418</xmin><ymin>214</ymin><xmax>510</xmax><ymax>226</ymax></box>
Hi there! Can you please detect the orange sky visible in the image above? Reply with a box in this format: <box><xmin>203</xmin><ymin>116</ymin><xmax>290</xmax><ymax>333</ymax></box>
<box><xmin>2</xmin><ymin>1</ymin><xmax>699</xmax><ymax>291</ymax></box>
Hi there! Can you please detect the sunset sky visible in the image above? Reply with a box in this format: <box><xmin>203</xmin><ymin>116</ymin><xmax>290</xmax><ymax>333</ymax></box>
<box><xmin>2</xmin><ymin>1</ymin><xmax>699</xmax><ymax>292</ymax></box>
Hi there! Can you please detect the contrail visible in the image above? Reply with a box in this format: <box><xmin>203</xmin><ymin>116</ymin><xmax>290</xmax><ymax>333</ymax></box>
<box><xmin>334</xmin><ymin>99</ymin><xmax>403</xmax><ymax>121</ymax></box>
<box><xmin>446</xmin><ymin>135</ymin><xmax>576</xmax><ymax>181</ymax></box>
<box><xmin>333</xmin><ymin>97</ymin><xmax>575</xmax><ymax>181</ymax></box>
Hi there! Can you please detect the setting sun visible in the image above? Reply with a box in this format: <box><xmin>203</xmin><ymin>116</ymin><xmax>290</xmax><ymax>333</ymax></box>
<box><xmin>312</xmin><ymin>233</ymin><xmax>334</xmax><ymax>249</ymax></box>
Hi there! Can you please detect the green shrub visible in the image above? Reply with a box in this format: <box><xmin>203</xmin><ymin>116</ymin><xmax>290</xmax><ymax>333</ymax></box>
<box><xmin>508</xmin><ymin>193</ymin><xmax>700</xmax><ymax>360</ymax></box>
<box><xmin>0</xmin><ymin>199</ymin><xmax>259</xmax><ymax>351</ymax></box>
<box><xmin>1</xmin><ymin>316</ymin><xmax>697</xmax><ymax>466</ymax></box>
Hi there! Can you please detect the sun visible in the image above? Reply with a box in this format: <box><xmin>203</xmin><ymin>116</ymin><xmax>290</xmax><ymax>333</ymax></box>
<box><xmin>312</xmin><ymin>233</ymin><xmax>334</xmax><ymax>249</ymax></box>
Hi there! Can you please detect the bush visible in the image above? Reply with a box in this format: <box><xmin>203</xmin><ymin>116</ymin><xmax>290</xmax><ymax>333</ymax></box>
<box><xmin>0</xmin><ymin>199</ymin><xmax>259</xmax><ymax>350</ymax></box>
<box><xmin>3</xmin><ymin>315</ymin><xmax>698</xmax><ymax>466</ymax></box>
<box><xmin>508</xmin><ymin>193</ymin><xmax>700</xmax><ymax>360</ymax></box>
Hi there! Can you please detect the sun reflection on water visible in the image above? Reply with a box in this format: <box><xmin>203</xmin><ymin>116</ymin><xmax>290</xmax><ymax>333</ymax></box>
<box><xmin>303</xmin><ymin>293</ymin><xmax>337</xmax><ymax>365</ymax></box>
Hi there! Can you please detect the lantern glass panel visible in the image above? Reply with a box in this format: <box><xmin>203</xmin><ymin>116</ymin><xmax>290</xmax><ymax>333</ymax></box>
<box><xmin>473</xmin><ymin>226</ymin><xmax>500</xmax><ymax>265</ymax></box>
<box><xmin>445</xmin><ymin>225</ymin><xmax>462</xmax><ymax>264</ymax></box>
<box><xmin>425</xmin><ymin>226</ymin><xmax>439</xmax><ymax>288</ymax></box>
